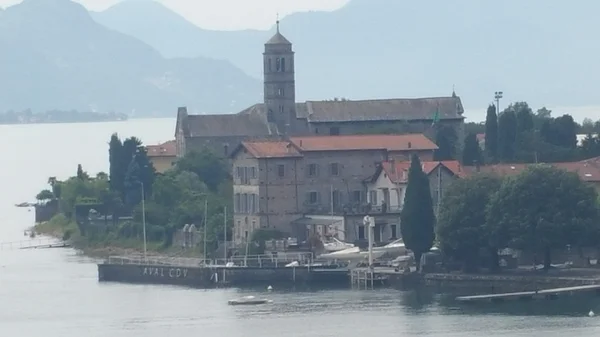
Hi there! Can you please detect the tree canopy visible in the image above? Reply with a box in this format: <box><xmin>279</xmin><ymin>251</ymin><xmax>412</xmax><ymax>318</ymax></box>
<box><xmin>437</xmin><ymin>174</ymin><xmax>502</xmax><ymax>272</ymax></box>
<box><xmin>486</xmin><ymin>165</ymin><xmax>600</xmax><ymax>269</ymax></box>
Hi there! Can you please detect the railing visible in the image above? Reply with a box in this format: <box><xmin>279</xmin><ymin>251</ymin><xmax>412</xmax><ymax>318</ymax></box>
<box><xmin>106</xmin><ymin>252</ymin><xmax>314</xmax><ymax>268</ymax></box>
<box><xmin>0</xmin><ymin>237</ymin><xmax>62</xmax><ymax>250</ymax></box>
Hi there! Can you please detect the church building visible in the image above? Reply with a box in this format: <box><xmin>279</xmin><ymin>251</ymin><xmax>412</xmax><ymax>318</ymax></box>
<box><xmin>174</xmin><ymin>22</ymin><xmax>465</xmax><ymax>158</ymax></box>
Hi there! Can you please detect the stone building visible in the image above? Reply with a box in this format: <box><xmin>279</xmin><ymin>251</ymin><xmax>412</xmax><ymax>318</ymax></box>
<box><xmin>174</xmin><ymin>22</ymin><xmax>465</xmax><ymax>158</ymax></box>
<box><xmin>229</xmin><ymin>133</ymin><xmax>438</xmax><ymax>244</ymax></box>
<box><xmin>146</xmin><ymin>140</ymin><xmax>176</xmax><ymax>173</ymax></box>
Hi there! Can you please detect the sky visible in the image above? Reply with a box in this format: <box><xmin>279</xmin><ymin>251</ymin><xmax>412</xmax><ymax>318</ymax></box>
<box><xmin>0</xmin><ymin>0</ymin><xmax>350</xmax><ymax>30</ymax></box>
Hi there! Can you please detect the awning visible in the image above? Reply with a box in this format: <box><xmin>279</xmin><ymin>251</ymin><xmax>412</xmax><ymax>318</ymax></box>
<box><xmin>291</xmin><ymin>217</ymin><xmax>342</xmax><ymax>226</ymax></box>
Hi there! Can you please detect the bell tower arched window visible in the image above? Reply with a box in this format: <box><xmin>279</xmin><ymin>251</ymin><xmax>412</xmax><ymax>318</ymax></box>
<box><xmin>281</xmin><ymin>58</ymin><xmax>286</xmax><ymax>72</ymax></box>
<box><xmin>276</xmin><ymin>58</ymin><xmax>281</xmax><ymax>71</ymax></box>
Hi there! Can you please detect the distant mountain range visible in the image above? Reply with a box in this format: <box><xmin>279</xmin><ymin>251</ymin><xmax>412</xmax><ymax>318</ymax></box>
<box><xmin>92</xmin><ymin>0</ymin><xmax>600</xmax><ymax>119</ymax></box>
<box><xmin>0</xmin><ymin>0</ymin><xmax>260</xmax><ymax>115</ymax></box>
<box><xmin>1</xmin><ymin>0</ymin><xmax>599</xmax><ymax>119</ymax></box>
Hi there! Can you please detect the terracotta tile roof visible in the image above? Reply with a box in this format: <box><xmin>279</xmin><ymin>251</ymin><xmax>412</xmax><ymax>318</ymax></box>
<box><xmin>240</xmin><ymin>140</ymin><xmax>302</xmax><ymax>159</ymax></box>
<box><xmin>464</xmin><ymin>162</ymin><xmax>600</xmax><ymax>182</ymax></box>
<box><xmin>146</xmin><ymin>140</ymin><xmax>176</xmax><ymax>157</ymax></box>
<box><xmin>581</xmin><ymin>156</ymin><xmax>600</xmax><ymax>168</ymax></box>
<box><xmin>380</xmin><ymin>160</ymin><xmax>464</xmax><ymax>183</ymax></box>
<box><xmin>186</xmin><ymin>112</ymin><xmax>272</xmax><ymax>137</ymax></box>
<box><xmin>289</xmin><ymin>134</ymin><xmax>438</xmax><ymax>152</ymax></box>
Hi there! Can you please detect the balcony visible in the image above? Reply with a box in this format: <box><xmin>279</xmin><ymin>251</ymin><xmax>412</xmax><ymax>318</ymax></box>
<box><xmin>302</xmin><ymin>202</ymin><xmax>402</xmax><ymax>216</ymax></box>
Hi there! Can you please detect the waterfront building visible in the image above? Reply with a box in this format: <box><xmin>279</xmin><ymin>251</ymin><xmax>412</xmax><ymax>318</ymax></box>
<box><xmin>229</xmin><ymin>133</ymin><xmax>438</xmax><ymax>245</ymax></box>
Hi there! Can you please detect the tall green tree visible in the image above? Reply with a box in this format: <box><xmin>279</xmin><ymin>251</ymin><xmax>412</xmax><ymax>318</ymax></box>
<box><xmin>497</xmin><ymin>110</ymin><xmax>517</xmax><ymax>162</ymax></box>
<box><xmin>461</xmin><ymin>133</ymin><xmax>483</xmax><ymax>166</ymax></box>
<box><xmin>109</xmin><ymin>133</ymin><xmax>124</xmax><ymax>193</ymax></box>
<box><xmin>433</xmin><ymin>125</ymin><xmax>458</xmax><ymax>161</ymax></box>
<box><xmin>400</xmin><ymin>154</ymin><xmax>436</xmax><ymax>270</ymax></box>
<box><xmin>484</xmin><ymin>104</ymin><xmax>498</xmax><ymax>161</ymax></box>
<box><xmin>437</xmin><ymin>174</ymin><xmax>502</xmax><ymax>272</ymax></box>
<box><xmin>486</xmin><ymin>165</ymin><xmax>600</xmax><ymax>270</ymax></box>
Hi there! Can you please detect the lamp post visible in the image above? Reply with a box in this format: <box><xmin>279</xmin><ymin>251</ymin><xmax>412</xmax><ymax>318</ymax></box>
<box><xmin>139</xmin><ymin>181</ymin><xmax>147</xmax><ymax>261</ymax></box>
<box><xmin>494</xmin><ymin>91</ymin><xmax>503</xmax><ymax>114</ymax></box>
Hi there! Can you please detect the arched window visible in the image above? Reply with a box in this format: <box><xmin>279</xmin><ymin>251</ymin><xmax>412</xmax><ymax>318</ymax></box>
<box><xmin>276</xmin><ymin>58</ymin><xmax>281</xmax><ymax>71</ymax></box>
<box><xmin>281</xmin><ymin>58</ymin><xmax>286</xmax><ymax>72</ymax></box>
<box><xmin>268</xmin><ymin>58</ymin><xmax>272</xmax><ymax>72</ymax></box>
<box><xmin>267</xmin><ymin>109</ymin><xmax>274</xmax><ymax>122</ymax></box>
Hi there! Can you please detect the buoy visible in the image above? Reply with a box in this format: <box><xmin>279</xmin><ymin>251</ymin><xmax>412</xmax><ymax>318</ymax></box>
<box><xmin>589</xmin><ymin>310</ymin><xmax>595</xmax><ymax>317</ymax></box>
<box><xmin>267</xmin><ymin>285</ymin><xmax>273</xmax><ymax>291</ymax></box>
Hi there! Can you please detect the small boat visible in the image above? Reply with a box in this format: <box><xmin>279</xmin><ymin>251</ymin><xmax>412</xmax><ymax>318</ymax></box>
<box><xmin>228</xmin><ymin>296</ymin><xmax>272</xmax><ymax>306</ymax></box>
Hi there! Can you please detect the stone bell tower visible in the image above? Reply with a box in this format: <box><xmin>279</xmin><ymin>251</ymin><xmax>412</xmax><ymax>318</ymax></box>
<box><xmin>263</xmin><ymin>20</ymin><xmax>296</xmax><ymax>135</ymax></box>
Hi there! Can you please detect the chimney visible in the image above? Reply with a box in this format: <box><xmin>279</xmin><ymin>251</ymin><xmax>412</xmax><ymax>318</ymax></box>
<box><xmin>407</xmin><ymin>141</ymin><xmax>412</xmax><ymax>149</ymax></box>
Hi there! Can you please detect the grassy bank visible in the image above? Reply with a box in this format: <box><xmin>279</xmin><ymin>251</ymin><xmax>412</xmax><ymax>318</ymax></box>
<box><xmin>34</xmin><ymin>214</ymin><xmax>202</xmax><ymax>259</ymax></box>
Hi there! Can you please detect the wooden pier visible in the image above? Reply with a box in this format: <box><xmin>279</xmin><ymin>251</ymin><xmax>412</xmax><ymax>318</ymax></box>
<box><xmin>456</xmin><ymin>284</ymin><xmax>600</xmax><ymax>303</ymax></box>
<box><xmin>0</xmin><ymin>238</ymin><xmax>69</xmax><ymax>250</ymax></box>
<box><xmin>350</xmin><ymin>267</ymin><xmax>397</xmax><ymax>289</ymax></box>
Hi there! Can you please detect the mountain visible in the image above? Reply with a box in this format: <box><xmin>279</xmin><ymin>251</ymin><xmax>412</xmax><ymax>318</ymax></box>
<box><xmin>93</xmin><ymin>0</ymin><xmax>600</xmax><ymax>118</ymax></box>
<box><xmin>0</xmin><ymin>0</ymin><xmax>261</xmax><ymax>115</ymax></box>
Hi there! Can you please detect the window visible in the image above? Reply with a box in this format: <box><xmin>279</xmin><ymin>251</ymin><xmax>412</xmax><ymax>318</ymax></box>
<box><xmin>267</xmin><ymin>109</ymin><xmax>274</xmax><ymax>122</ymax></box>
<box><xmin>352</xmin><ymin>190</ymin><xmax>363</xmax><ymax>203</ymax></box>
<box><xmin>277</xmin><ymin>164</ymin><xmax>285</xmax><ymax>177</ymax></box>
<box><xmin>358</xmin><ymin>225</ymin><xmax>365</xmax><ymax>240</ymax></box>
<box><xmin>250</xmin><ymin>167</ymin><xmax>257</xmax><ymax>179</ymax></box>
<box><xmin>307</xmin><ymin>191</ymin><xmax>319</xmax><ymax>205</ymax></box>
<box><xmin>278</xmin><ymin>88</ymin><xmax>285</xmax><ymax>96</ymax></box>
<box><xmin>315</xmin><ymin>128</ymin><xmax>319</xmax><ymax>134</ymax></box>
<box><xmin>234</xmin><ymin>193</ymin><xmax>241</xmax><ymax>213</ymax></box>
<box><xmin>281</xmin><ymin>58</ymin><xmax>286</xmax><ymax>72</ymax></box>
<box><xmin>279</xmin><ymin>105</ymin><xmax>284</xmax><ymax>113</ymax></box>
<box><xmin>276</xmin><ymin>58</ymin><xmax>281</xmax><ymax>71</ymax></box>
<box><xmin>369</xmin><ymin>190</ymin><xmax>378</xmax><ymax>205</ymax></box>
<box><xmin>330</xmin><ymin>163</ymin><xmax>339</xmax><ymax>176</ymax></box>
<box><xmin>390</xmin><ymin>224</ymin><xmax>398</xmax><ymax>239</ymax></box>
<box><xmin>252</xmin><ymin>220</ymin><xmax>257</xmax><ymax>229</ymax></box>
<box><xmin>332</xmin><ymin>190</ymin><xmax>342</xmax><ymax>207</ymax></box>
<box><xmin>242</xmin><ymin>193</ymin><xmax>248</xmax><ymax>213</ymax></box>
<box><xmin>223</xmin><ymin>144</ymin><xmax>229</xmax><ymax>156</ymax></box>
<box><xmin>329</xmin><ymin>127</ymin><xmax>340</xmax><ymax>135</ymax></box>
<box><xmin>307</xmin><ymin>163</ymin><xmax>318</xmax><ymax>177</ymax></box>
<box><xmin>268</xmin><ymin>58</ymin><xmax>272</xmax><ymax>72</ymax></box>
<box><xmin>249</xmin><ymin>194</ymin><xmax>255</xmax><ymax>214</ymax></box>
<box><xmin>245</xmin><ymin>230</ymin><xmax>249</xmax><ymax>240</ymax></box>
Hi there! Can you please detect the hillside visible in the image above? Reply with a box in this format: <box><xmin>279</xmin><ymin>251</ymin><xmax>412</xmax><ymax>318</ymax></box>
<box><xmin>0</xmin><ymin>0</ymin><xmax>261</xmax><ymax>115</ymax></box>
<box><xmin>93</xmin><ymin>0</ymin><xmax>600</xmax><ymax>116</ymax></box>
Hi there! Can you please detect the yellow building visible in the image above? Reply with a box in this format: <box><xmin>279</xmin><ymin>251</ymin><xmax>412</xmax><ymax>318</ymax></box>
<box><xmin>147</xmin><ymin>140</ymin><xmax>176</xmax><ymax>173</ymax></box>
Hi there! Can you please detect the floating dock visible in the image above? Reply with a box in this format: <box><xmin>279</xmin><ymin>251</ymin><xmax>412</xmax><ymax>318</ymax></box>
<box><xmin>456</xmin><ymin>284</ymin><xmax>600</xmax><ymax>303</ymax></box>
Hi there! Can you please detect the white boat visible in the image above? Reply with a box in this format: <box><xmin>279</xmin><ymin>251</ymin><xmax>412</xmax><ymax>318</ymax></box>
<box><xmin>228</xmin><ymin>296</ymin><xmax>272</xmax><ymax>306</ymax></box>
<box><xmin>323</xmin><ymin>237</ymin><xmax>355</xmax><ymax>252</ymax></box>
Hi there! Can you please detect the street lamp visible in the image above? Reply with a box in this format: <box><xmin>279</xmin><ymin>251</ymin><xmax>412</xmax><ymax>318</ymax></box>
<box><xmin>494</xmin><ymin>91</ymin><xmax>503</xmax><ymax>113</ymax></box>
<box><xmin>139</xmin><ymin>181</ymin><xmax>147</xmax><ymax>261</ymax></box>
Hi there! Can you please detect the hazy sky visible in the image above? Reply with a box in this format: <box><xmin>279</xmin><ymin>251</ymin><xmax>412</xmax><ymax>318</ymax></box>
<box><xmin>0</xmin><ymin>0</ymin><xmax>350</xmax><ymax>30</ymax></box>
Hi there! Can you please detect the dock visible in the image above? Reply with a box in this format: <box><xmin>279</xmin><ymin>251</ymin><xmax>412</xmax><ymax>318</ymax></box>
<box><xmin>0</xmin><ymin>238</ymin><xmax>69</xmax><ymax>250</ymax></box>
<box><xmin>456</xmin><ymin>284</ymin><xmax>600</xmax><ymax>303</ymax></box>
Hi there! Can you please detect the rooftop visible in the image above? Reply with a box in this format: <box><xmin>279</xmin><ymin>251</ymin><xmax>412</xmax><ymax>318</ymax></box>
<box><xmin>290</xmin><ymin>134</ymin><xmax>438</xmax><ymax>152</ymax></box>
<box><xmin>234</xmin><ymin>134</ymin><xmax>437</xmax><ymax>159</ymax></box>
<box><xmin>464</xmin><ymin>162</ymin><xmax>600</xmax><ymax>182</ymax></box>
<box><xmin>146</xmin><ymin>140</ymin><xmax>176</xmax><ymax>157</ymax></box>
<box><xmin>379</xmin><ymin>160</ymin><xmax>464</xmax><ymax>183</ymax></box>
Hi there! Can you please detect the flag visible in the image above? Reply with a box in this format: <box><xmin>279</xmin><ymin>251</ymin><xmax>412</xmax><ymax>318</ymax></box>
<box><xmin>431</xmin><ymin>106</ymin><xmax>440</xmax><ymax>126</ymax></box>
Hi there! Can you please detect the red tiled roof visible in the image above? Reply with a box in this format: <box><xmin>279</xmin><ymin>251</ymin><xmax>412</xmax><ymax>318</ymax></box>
<box><xmin>241</xmin><ymin>140</ymin><xmax>302</xmax><ymax>159</ymax></box>
<box><xmin>380</xmin><ymin>160</ymin><xmax>464</xmax><ymax>183</ymax></box>
<box><xmin>289</xmin><ymin>134</ymin><xmax>438</xmax><ymax>152</ymax></box>
<box><xmin>464</xmin><ymin>162</ymin><xmax>600</xmax><ymax>182</ymax></box>
<box><xmin>146</xmin><ymin>140</ymin><xmax>176</xmax><ymax>157</ymax></box>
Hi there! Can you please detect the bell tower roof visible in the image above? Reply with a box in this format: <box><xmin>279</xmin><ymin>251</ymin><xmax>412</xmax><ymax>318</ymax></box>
<box><xmin>265</xmin><ymin>19</ymin><xmax>291</xmax><ymax>45</ymax></box>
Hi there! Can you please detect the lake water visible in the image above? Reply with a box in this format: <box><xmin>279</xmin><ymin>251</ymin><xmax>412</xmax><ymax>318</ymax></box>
<box><xmin>1</xmin><ymin>118</ymin><xmax>600</xmax><ymax>336</ymax></box>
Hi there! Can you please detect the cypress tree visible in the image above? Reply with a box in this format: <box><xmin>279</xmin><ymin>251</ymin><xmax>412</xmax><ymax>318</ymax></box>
<box><xmin>461</xmin><ymin>133</ymin><xmax>483</xmax><ymax>166</ymax></box>
<box><xmin>497</xmin><ymin>110</ymin><xmax>517</xmax><ymax>162</ymax></box>
<box><xmin>484</xmin><ymin>104</ymin><xmax>498</xmax><ymax>161</ymax></box>
<box><xmin>400</xmin><ymin>154</ymin><xmax>436</xmax><ymax>271</ymax></box>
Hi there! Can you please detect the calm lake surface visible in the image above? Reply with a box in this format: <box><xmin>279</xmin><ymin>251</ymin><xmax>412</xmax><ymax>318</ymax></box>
<box><xmin>1</xmin><ymin>118</ymin><xmax>600</xmax><ymax>336</ymax></box>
